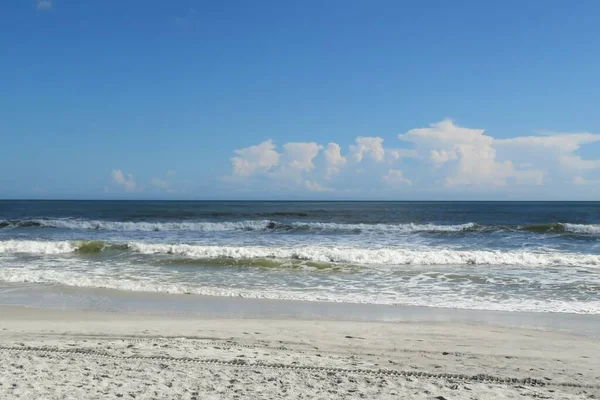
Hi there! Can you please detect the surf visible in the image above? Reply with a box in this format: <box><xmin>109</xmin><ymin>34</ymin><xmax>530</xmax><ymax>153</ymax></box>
<box><xmin>2</xmin><ymin>239</ymin><xmax>600</xmax><ymax>267</ymax></box>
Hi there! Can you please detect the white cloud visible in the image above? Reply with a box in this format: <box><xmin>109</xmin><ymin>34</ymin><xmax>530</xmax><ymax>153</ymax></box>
<box><xmin>386</xmin><ymin>148</ymin><xmax>418</xmax><ymax>162</ymax></box>
<box><xmin>231</xmin><ymin>140</ymin><xmax>280</xmax><ymax>177</ymax></box>
<box><xmin>559</xmin><ymin>155</ymin><xmax>600</xmax><ymax>171</ymax></box>
<box><xmin>496</xmin><ymin>133</ymin><xmax>600</xmax><ymax>174</ymax></box>
<box><xmin>383</xmin><ymin>169</ymin><xmax>412</xmax><ymax>186</ymax></box>
<box><xmin>282</xmin><ymin>142</ymin><xmax>323</xmax><ymax>172</ymax></box>
<box><xmin>324</xmin><ymin>142</ymin><xmax>347</xmax><ymax>178</ymax></box>
<box><xmin>399</xmin><ymin>120</ymin><xmax>544</xmax><ymax>188</ymax></box>
<box><xmin>37</xmin><ymin>0</ymin><xmax>52</xmax><ymax>10</ymax></box>
<box><xmin>226</xmin><ymin>121</ymin><xmax>599</xmax><ymax>196</ymax></box>
<box><xmin>400</xmin><ymin>120</ymin><xmax>490</xmax><ymax>149</ymax></box>
<box><xmin>514</xmin><ymin>169</ymin><xmax>545</xmax><ymax>186</ymax></box>
<box><xmin>430</xmin><ymin>149</ymin><xmax>457</xmax><ymax>166</ymax></box>
<box><xmin>228</xmin><ymin>140</ymin><xmax>327</xmax><ymax>190</ymax></box>
<box><xmin>350</xmin><ymin>137</ymin><xmax>385</xmax><ymax>162</ymax></box>
<box><xmin>112</xmin><ymin>170</ymin><xmax>136</xmax><ymax>192</ymax></box>
<box><xmin>496</xmin><ymin>133</ymin><xmax>600</xmax><ymax>152</ymax></box>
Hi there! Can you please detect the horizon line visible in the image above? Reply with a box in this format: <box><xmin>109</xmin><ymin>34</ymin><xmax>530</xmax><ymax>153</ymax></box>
<box><xmin>1</xmin><ymin>199</ymin><xmax>598</xmax><ymax>202</ymax></box>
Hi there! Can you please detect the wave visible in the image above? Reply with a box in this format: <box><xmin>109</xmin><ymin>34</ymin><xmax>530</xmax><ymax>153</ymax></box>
<box><xmin>290</xmin><ymin>222</ymin><xmax>478</xmax><ymax>233</ymax></box>
<box><xmin>2</xmin><ymin>239</ymin><xmax>600</xmax><ymax>267</ymax></box>
<box><xmin>2</xmin><ymin>218</ymin><xmax>600</xmax><ymax>236</ymax></box>
<box><xmin>562</xmin><ymin>223</ymin><xmax>600</xmax><ymax>235</ymax></box>
<box><xmin>0</xmin><ymin>240</ymin><xmax>128</xmax><ymax>255</ymax></box>
<box><xmin>0</xmin><ymin>221</ymin><xmax>43</xmax><ymax>228</ymax></box>
<box><xmin>153</xmin><ymin>257</ymin><xmax>342</xmax><ymax>270</ymax></box>
<box><xmin>0</xmin><ymin>219</ymin><xmax>272</xmax><ymax>232</ymax></box>
<box><xmin>0</xmin><ymin>240</ymin><xmax>79</xmax><ymax>254</ymax></box>
<box><xmin>514</xmin><ymin>222</ymin><xmax>600</xmax><ymax>235</ymax></box>
<box><xmin>127</xmin><ymin>243</ymin><xmax>600</xmax><ymax>266</ymax></box>
<box><xmin>0</xmin><ymin>218</ymin><xmax>478</xmax><ymax>233</ymax></box>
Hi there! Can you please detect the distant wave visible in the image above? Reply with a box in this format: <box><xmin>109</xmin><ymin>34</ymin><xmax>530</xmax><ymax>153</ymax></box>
<box><xmin>517</xmin><ymin>222</ymin><xmax>592</xmax><ymax>234</ymax></box>
<box><xmin>0</xmin><ymin>219</ymin><xmax>272</xmax><ymax>232</ymax></box>
<box><xmin>2</xmin><ymin>218</ymin><xmax>600</xmax><ymax>235</ymax></box>
<box><xmin>290</xmin><ymin>222</ymin><xmax>477</xmax><ymax>233</ymax></box>
<box><xmin>2</xmin><ymin>239</ymin><xmax>600</xmax><ymax>267</ymax></box>
<box><xmin>0</xmin><ymin>219</ymin><xmax>479</xmax><ymax>233</ymax></box>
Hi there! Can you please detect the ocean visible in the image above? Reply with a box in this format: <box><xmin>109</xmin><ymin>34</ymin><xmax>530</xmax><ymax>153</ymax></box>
<box><xmin>0</xmin><ymin>201</ymin><xmax>599</xmax><ymax>314</ymax></box>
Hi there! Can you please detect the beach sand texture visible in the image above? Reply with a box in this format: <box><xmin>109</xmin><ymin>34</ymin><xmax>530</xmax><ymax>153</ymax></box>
<box><xmin>0</xmin><ymin>307</ymin><xmax>598</xmax><ymax>399</ymax></box>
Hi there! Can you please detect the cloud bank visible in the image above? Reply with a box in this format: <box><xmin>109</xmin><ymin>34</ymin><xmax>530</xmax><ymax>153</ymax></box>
<box><xmin>226</xmin><ymin>120</ymin><xmax>600</xmax><ymax>197</ymax></box>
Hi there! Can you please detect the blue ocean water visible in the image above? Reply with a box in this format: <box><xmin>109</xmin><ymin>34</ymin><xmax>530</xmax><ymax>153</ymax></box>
<box><xmin>0</xmin><ymin>201</ymin><xmax>599</xmax><ymax>313</ymax></box>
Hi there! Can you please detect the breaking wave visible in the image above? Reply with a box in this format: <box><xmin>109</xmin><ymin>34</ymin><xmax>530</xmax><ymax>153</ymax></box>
<box><xmin>0</xmin><ymin>219</ymin><xmax>480</xmax><ymax>233</ymax></box>
<box><xmin>0</xmin><ymin>219</ymin><xmax>272</xmax><ymax>232</ymax></box>
<box><xmin>562</xmin><ymin>223</ymin><xmax>600</xmax><ymax>235</ymax></box>
<box><xmin>2</xmin><ymin>239</ymin><xmax>600</xmax><ymax>267</ymax></box>
<box><xmin>2</xmin><ymin>218</ymin><xmax>600</xmax><ymax>235</ymax></box>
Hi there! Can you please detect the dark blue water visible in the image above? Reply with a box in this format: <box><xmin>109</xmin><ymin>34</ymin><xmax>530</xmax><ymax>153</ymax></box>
<box><xmin>1</xmin><ymin>201</ymin><xmax>599</xmax><ymax>313</ymax></box>
<box><xmin>2</xmin><ymin>200</ymin><xmax>599</xmax><ymax>225</ymax></box>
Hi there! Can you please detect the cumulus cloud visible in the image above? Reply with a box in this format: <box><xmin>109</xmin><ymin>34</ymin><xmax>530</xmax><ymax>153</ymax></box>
<box><xmin>496</xmin><ymin>133</ymin><xmax>600</xmax><ymax>152</ymax></box>
<box><xmin>282</xmin><ymin>142</ymin><xmax>323</xmax><ymax>172</ymax></box>
<box><xmin>401</xmin><ymin>120</ymin><xmax>490</xmax><ymax>149</ymax></box>
<box><xmin>383</xmin><ymin>169</ymin><xmax>412</xmax><ymax>186</ymax></box>
<box><xmin>496</xmin><ymin>133</ymin><xmax>600</xmax><ymax>174</ymax></box>
<box><xmin>559</xmin><ymin>155</ymin><xmax>600</xmax><ymax>171</ymax></box>
<box><xmin>386</xmin><ymin>148</ymin><xmax>418</xmax><ymax>162</ymax></box>
<box><xmin>350</xmin><ymin>137</ymin><xmax>385</xmax><ymax>162</ymax></box>
<box><xmin>399</xmin><ymin>120</ymin><xmax>544</xmax><ymax>188</ymax></box>
<box><xmin>228</xmin><ymin>140</ymin><xmax>325</xmax><ymax>190</ymax></box>
<box><xmin>324</xmin><ymin>143</ymin><xmax>347</xmax><ymax>178</ymax></box>
<box><xmin>231</xmin><ymin>140</ymin><xmax>280</xmax><ymax>177</ymax></box>
<box><xmin>226</xmin><ymin>120</ymin><xmax>599</xmax><ymax>196</ymax></box>
<box><xmin>37</xmin><ymin>0</ymin><xmax>52</xmax><ymax>9</ymax></box>
<box><xmin>112</xmin><ymin>170</ymin><xmax>136</xmax><ymax>192</ymax></box>
<box><xmin>430</xmin><ymin>149</ymin><xmax>457</xmax><ymax>166</ymax></box>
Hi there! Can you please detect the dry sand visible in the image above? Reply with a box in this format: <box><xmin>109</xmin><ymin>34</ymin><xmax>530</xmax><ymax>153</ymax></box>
<box><xmin>0</xmin><ymin>306</ymin><xmax>598</xmax><ymax>399</ymax></box>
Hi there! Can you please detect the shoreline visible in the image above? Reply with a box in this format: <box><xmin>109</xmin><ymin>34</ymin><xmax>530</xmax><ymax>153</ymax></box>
<box><xmin>1</xmin><ymin>305</ymin><xmax>599</xmax><ymax>399</ymax></box>
<box><xmin>1</xmin><ymin>282</ymin><xmax>599</xmax><ymax>338</ymax></box>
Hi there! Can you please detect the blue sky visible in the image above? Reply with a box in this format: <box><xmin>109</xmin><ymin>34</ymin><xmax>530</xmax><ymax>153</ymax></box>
<box><xmin>2</xmin><ymin>0</ymin><xmax>600</xmax><ymax>200</ymax></box>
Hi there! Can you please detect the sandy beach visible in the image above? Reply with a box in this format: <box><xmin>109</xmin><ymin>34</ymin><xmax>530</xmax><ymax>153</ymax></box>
<box><xmin>0</xmin><ymin>306</ymin><xmax>598</xmax><ymax>399</ymax></box>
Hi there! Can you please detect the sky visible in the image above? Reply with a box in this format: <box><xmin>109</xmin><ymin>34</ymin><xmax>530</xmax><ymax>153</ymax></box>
<box><xmin>1</xmin><ymin>0</ymin><xmax>600</xmax><ymax>200</ymax></box>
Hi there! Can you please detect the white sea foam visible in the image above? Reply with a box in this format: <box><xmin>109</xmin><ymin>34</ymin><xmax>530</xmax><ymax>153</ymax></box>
<box><xmin>3</xmin><ymin>218</ymin><xmax>479</xmax><ymax>233</ymax></box>
<box><xmin>2</xmin><ymin>239</ymin><xmax>600</xmax><ymax>266</ymax></box>
<box><xmin>5</xmin><ymin>218</ymin><xmax>600</xmax><ymax>235</ymax></box>
<box><xmin>0</xmin><ymin>240</ymin><xmax>77</xmax><ymax>254</ymax></box>
<box><xmin>0</xmin><ymin>267</ymin><xmax>598</xmax><ymax>314</ymax></box>
<box><xmin>563</xmin><ymin>223</ymin><xmax>600</xmax><ymax>235</ymax></box>
<box><xmin>130</xmin><ymin>242</ymin><xmax>600</xmax><ymax>266</ymax></box>
<box><xmin>295</xmin><ymin>222</ymin><xmax>477</xmax><ymax>232</ymax></box>
<box><xmin>27</xmin><ymin>219</ymin><xmax>272</xmax><ymax>232</ymax></box>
